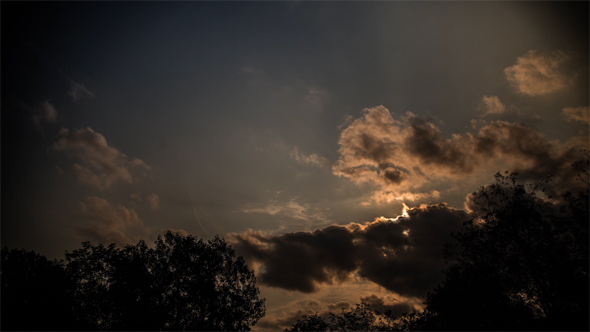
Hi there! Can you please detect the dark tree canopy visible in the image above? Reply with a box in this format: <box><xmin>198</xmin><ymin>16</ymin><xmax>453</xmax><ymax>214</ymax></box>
<box><xmin>411</xmin><ymin>171</ymin><xmax>589</xmax><ymax>331</ymax></box>
<box><xmin>1</xmin><ymin>231</ymin><xmax>265</xmax><ymax>331</ymax></box>
<box><xmin>287</xmin><ymin>303</ymin><xmax>399</xmax><ymax>332</ymax></box>
<box><xmin>1</xmin><ymin>248</ymin><xmax>77</xmax><ymax>331</ymax></box>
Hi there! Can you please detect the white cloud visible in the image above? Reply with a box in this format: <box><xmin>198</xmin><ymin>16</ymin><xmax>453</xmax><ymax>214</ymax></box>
<box><xmin>479</xmin><ymin>95</ymin><xmax>506</xmax><ymax>116</ymax></box>
<box><xmin>563</xmin><ymin>106</ymin><xmax>589</xmax><ymax>124</ymax></box>
<box><xmin>53</xmin><ymin>127</ymin><xmax>151</xmax><ymax>190</ymax></box>
<box><xmin>504</xmin><ymin>50</ymin><xmax>573</xmax><ymax>96</ymax></box>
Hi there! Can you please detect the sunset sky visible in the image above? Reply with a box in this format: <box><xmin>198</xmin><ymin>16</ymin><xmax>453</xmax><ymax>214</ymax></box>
<box><xmin>3</xmin><ymin>1</ymin><xmax>589</xmax><ymax>330</ymax></box>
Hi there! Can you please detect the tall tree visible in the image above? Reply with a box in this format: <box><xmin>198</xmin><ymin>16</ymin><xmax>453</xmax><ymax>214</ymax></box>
<box><xmin>420</xmin><ymin>171</ymin><xmax>589</xmax><ymax>330</ymax></box>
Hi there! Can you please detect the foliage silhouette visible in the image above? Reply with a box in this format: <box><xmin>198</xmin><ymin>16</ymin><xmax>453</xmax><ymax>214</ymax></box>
<box><xmin>1</xmin><ymin>231</ymin><xmax>265</xmax><ymax>331</ymax></box>
<box><xmin>286</xmin><ymin>303</ymin><xmax>398</xmax><ymax>332</ymax></box>
<box><xmin>1</xmin><ymin>248</ymin><xmax>77</xmax><ymax>331</ymax></box>
<box><xmin>419</xmin><ymin>171</ymin><xmax>589</xmax><ymax>331</ymax></box>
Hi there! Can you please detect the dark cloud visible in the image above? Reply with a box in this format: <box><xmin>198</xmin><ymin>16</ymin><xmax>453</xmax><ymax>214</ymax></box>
<box><xmin>404</xmin><ymin>116</ymin><xmax>473</xmax><ymax>173</ymax></box>
<box><xmin>229</xmin><ymin>204</ymin><xmax>470</xmax><ymax>297</ymax></box>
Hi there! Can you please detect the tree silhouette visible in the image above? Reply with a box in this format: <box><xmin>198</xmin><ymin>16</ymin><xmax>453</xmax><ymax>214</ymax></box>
<box><xmin>1</xmin><ymin>248</ymin><xmax>77</xmax><ymax>331</ymax></box>
<box><xmin>287</xmin><ymin>313</ymin><xmax>330</xmax><ymax>332</ymax></box>
<box><xmin>418</xmin><ymin>171</ymin><xmax>589</xmax><ymax>331</ymax></box>
<box><xmin>2</xmin><ymin>231</ymin><xmax>265</xmax><ymax>331</ymax></box>
<box><xmin>287</xmin><ymin>303</ymin><xmax>398</xmax><ymax>331</ymax></box>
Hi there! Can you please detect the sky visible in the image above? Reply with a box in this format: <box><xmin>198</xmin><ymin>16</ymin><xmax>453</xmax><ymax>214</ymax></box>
<box><xmin>2</xmin><ymin>1</ymin><xmax>589</xmax><ymax>330</ymax></box>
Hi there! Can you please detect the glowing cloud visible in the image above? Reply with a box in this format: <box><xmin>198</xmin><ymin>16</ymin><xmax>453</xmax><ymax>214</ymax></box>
<box><xmin>333</xmin><ymin>106</ymin><xmax>588</xmax><ymax>204</ymax></box>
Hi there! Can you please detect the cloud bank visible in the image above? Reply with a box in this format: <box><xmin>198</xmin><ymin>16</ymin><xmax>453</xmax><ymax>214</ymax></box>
<box><xmin>332</xmin><ymin>106</ymin><xmax>587</xmax><ymax>204</ymax></box>
<box><xmin>229</xmin><ymin>204</ymin><xmax>470</xmax><ymax>297</ymax></box>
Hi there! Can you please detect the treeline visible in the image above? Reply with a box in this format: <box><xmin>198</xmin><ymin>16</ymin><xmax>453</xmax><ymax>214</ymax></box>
<box><xmin>289</xmin><ymin>171</ymin><xmax>589</xmax><ymax>331</ymax></box>
<box><xmin>1</xmin><ymin>232</ymin><xmax>265</xmax><ymax>331</ymax></box>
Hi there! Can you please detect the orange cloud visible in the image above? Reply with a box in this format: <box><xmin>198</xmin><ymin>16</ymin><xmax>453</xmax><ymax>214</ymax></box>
<box><xmin>479</xmin><ymin>95</ymin><xmax>506</xmax><ymax>116</ymax></box>
<box><xmin>504</xmin><ymin>50</ymin><xmax>573</xmax><ymax>96</ymax></box>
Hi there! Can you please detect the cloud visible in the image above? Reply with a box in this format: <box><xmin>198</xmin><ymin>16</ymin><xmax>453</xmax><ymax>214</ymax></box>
<box><xmin>229</xmin><ymin>204</ymin><xmax>470</xmax><ymax>297</ymax></box>
<box><xmin>68</xmin><ymin>81</ymin><xmax>95</xmax><ymax>103</ymax></box>
<box><xmin>291</xmin><ymin>146</ymin><xmax>329</xmax><ymax>167</ymax></box>
<box><xmin>332</xmin><ymin>106</ymin><xmax>588</xmax><ymax>204</ymax></box>
<box><xmin>305</xmin><ymin>86</ymin><xmax>329</xmax><ymax>109</ymax></box>
<box><xmin>504</xmin><ymin>50</ymin><xmax>573</xmax><ymax>96</ymax></box>
<box><xmin>326</xmin><ymin>301</ymin><xmax>352</xmax><ymax>311</ymax></box>
<box><xmin>241</xmin><ymin>198</ymin><xmax>330</xmax><ymax>231</ymax></box>
<box><xmin>563</xmin><ymin>106</ymin><xmax>590</xmax><ymax>124</ymax></box>
<box><xmin>479</xmin><ymin>95</ymin><xmax>506</xmax><ymax>116</ymax></box>
<box><xmin>53</xmin><ymin>127</ymin><xmax>151</xmax><ymax>190</ymax></box>
<box><xmin>31</xmin><ymin>100</ymin><xmax>57</xmax><ymax>128</ymax></box>
<box><xmin>77</xmin><ymin>196</ymin><xmax>143</xmax><ymax>245</ymax></box>
<box><xmin>147</xmin><ymin>194</ymin><xmax>160</xmax><ymax>210</ymax></box>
